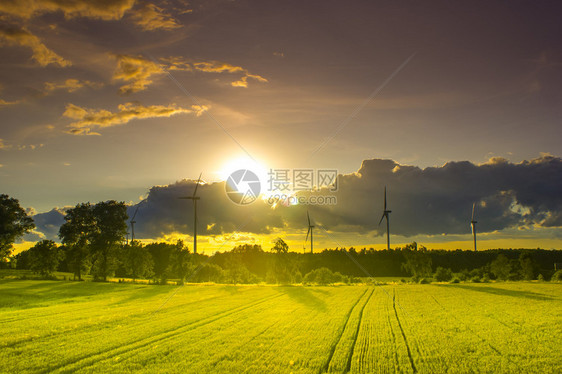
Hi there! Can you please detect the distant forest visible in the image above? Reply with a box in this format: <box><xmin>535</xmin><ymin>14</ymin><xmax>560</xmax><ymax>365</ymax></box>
<box><xmin>2</xmin><ymin>195</ymin><xmax>562</xmax><ymax>284</ymax></box>
<box><xmin>11</xmin><ymin>241</ymin><xmax>562</xmax><ymax>284</ymax></box>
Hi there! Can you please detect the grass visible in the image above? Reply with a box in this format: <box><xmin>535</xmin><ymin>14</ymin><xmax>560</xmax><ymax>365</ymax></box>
<box><xmin>0</xmin><ymin>279</ymin><xmax>560</xmax><ymax>373</ymax></box>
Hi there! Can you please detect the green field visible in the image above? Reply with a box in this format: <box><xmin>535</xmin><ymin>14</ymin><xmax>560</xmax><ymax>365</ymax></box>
<box><xmin>1</xmin><ymin>281</ymin><xmax>560</xmax><ymax>373</ymax></box>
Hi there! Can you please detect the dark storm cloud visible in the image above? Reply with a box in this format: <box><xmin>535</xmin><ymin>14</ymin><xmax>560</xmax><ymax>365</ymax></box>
<box><xmin>128</xmin><ymin>178</ymin><xmax>285</xmax><ymax>239</ymax></box>
<box><xmin>30</xmin><ymin>155</ymin><xmax>562</xmax><ymax>241</ymax></box>
<box><xmin>25</xmin><ymin>207</ymin><xmax>66</xmax><ymax>241</ymax></box>
<box><xmin>128</xmin><ymin>155</ymin><xmax>562</xmax><ymax>239</ymax></box>
<box><xmin>301</xmin><ymin>155</ymin><xmax>562</xmax><ymax>237</ymax></box>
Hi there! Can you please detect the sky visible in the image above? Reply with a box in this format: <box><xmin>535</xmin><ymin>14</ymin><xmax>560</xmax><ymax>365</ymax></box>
<box><xmin>1</xmin><ymin>0</ymin><xmax>561</xmax><ymax>253</ymax></box>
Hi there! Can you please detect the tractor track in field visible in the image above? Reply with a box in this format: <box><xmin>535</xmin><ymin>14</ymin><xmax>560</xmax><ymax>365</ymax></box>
<box><xmin>0</xmin><ymin>285</ymin><xmax>156</xmax><ymax>324</ymax></box>
<box><xmin>42</xmin><ymin>293</ymin><xmax>284</xmax><ymax>374</ymax></box>
<box><xmin>343</xmin><ymin>288</ymin><xmax>374</xmax><ymax>372</ymax></box>
<box><xmin>319</xmin><ymin>287</ymin><xmax>370</xmax><ymax>374</ymax></box>
<box><xmin>2</xmin><ymin>290</ymin><xmax>257</xmax><ymax>349</ymax></box>
<box><xmin>393</xmin><ymin>289</ymin><xmax>417</xmax><ymax>373</ymax></box>
<box><xmin>208</xmin><ymin>315</ymin><xmax>285</xmax><ymax>369</ymax></box>
<box><xmin>429</xmin><ymin>294</ymin><xmax>522</xmax><ymax>373</ymax></box>
<box><xmin>207</xmin><ymin>307</ymin><xmax>303</xmax><ymax>372</ymax></box>
<box><xmin>1</xmin><ymin>285</ymin><xmax>258</xmax><ymax>325</ymax></box>
<box><xmin>0</xmin><ymin>298</ymin><xmax>135</xmax><ymax>325</ymax></box>
<box><xmin>385</xmin><ymin>300</ymin><xmax>400</xmax><ymax>372</ymax></box>
<box><xmin>240</xmin><ymin>325</ymin><xmax>286</xmax><ymax>374</ymax></box>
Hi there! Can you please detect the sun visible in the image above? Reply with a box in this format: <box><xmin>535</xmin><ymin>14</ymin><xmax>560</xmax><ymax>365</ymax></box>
<box><xmin>218</xmin><ymin>156</ymin><xmax>270</xmax><ymax>189</ymax></box>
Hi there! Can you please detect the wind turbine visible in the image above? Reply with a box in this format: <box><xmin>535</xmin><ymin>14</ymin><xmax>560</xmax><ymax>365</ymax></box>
<box><xmin>129</xmin><ymin>199</ymin><xmax>147</xmax><ymax>244</ymax></box>
<box><xmin>304</xmin><ymin>211</ymin><xmax>314</xmax><ymax>254</ymax></box>
<box><xmin>471</xmin><ymin>202</ymin><xmax>477</xmax><ymax>251</ymax></box>
<box><xmin>378</xmin><ymin>186</ymin><xmax>392</xmax><ymax>250</ymax></box>
<box><xmin>179</xmin><ymin>173</ymin><xmax>202</xmax><ymax>254</ymax></box>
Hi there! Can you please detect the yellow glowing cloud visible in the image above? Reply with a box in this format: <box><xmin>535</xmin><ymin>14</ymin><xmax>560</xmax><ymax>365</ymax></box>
<box><xmin>231</xmin><ymin>76</ymin><xmax>249</xmax><ymax>88</ymax></box>
<box><xmin>113</xmin><ymin>55</ymin><xmax>268</xmax><ymax>93</ymax></box>
<box><xmin>0</xmin><ymin>24</ymin><xmax>71</xmax><ymax>67</ymax></box>
<box><xmin>112</xmin><ymin>54</ymin><xmax>163</xmax><ymax>94</ymax></box>
<box><xmin>0</xmin><ymin>0</ymin><xmax>136</xmax><ymax>21</ymax></box>
<box><xmin>64</xmin><ymin>102</ymin><xmax>208</xmax><ymax>136</ymax></box>
<box><xmin>0</xmin><ymin>138</ymin><xmax>44</xmax><ymax>151</ymax></box>
<box><xmin>193</xmin><ymin>61</ymin><xmax>268</xmax><ymax>88</ymax></box>
<box><xmin>192</xmin><ymin>61</ymin><xmax>245</xmax><ymax>74</ymax></box>
<box><xmin>44</xmin><ymin>78</ymin><xmax>102</xmax><ymax>93</ymax></box>
<box><xmin>161</xmin><ymin>56</ymin><xmax>192</xmax><ymax>71</ymax></box>
<box><xmin>0</xmin><ymin>0</ymin><xmax>183</xmax><ymax>32</ymax></box>
<box><xmin>0</xmin><ymin>98</ymin><xmax>21</xmax><ymax>106</ymax></box>
<box><xmin>129</xmin><ymin>2</ymin><xmax>181</xmax><ymax>31</ymax></box>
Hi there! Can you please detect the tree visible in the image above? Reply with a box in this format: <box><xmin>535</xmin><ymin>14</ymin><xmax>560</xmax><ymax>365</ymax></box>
<box><xmin>90</xmin><ymin>201</ymin><xmax>128</xmax><ymax>281</ymax></box>
<box><xmin>267</xmin><ymin>238</ymin><xmax>294</xmax><ymax>283</ymax></box>
<box><xmin>231</xmin><ymin>244</ymin><xmax>263</xmax><ymax>254</ymax></box>
<box><xmin>434</xmin><ymin>266</ymin><xmax>453</xmax><ymax>282</ymax></box>
<box><xmin>225</xmin><ymin>263</ymin><xmax>259</xmax><ymax>284</ymax></box>
<box><xmin>14</xmin><ymin>249</ymin><xmax>33</xmax><ymax>270</ymax></box>
<box><xmin>147</xmin><ymin>242</ymin><xmax>175</xmax><ymax>284</ymax></box>
<box><xmin>28</xmin><ymin>240</ymin><xmax>61</xmax><ymax>277</ymax></box>
<box><xmin>0</xmin><ymin>194</ymin><xmax>35</xmax><ymax>263</ymax></box>
<box><xmin>490</xmin><ymin>254</ymin><xmax>512</xmax><ymax>280</ymax></box>
<box><xmin>519</xmin><ymin>252</ymin><xmax>538</xmax><ymax>280</ymax></box>
<box><xmin>272</xmin><ymin>238</ymin><xmax>289</xmax><ymax>253</ymax></box>
<box><xmin>59</xmin><ymin>203</ymin><xmax>94</xmax><ymax>280</ymax></box>
<box><xmin>169</xmin><ymin>240</ymin><xmax>193</xmax><ymax>283</ymax></box>
<box><xmin>402</xmin><ymin>242</ymin><xmax>432</xmax><ymax>278</ymax></box>
<box><xmin>192</xmin><ymin>263</ymin><xmax>224</xmax><ymax>283</ymax></box>
<box><xmin>121</xmin><ymin>242</ymin><xmax>153</xmax><ymax>281</ymax></box>
<box><xmin>303</xmin><ymin>267</ymin><xmax>343</xmax><ymax>285</ymax></box>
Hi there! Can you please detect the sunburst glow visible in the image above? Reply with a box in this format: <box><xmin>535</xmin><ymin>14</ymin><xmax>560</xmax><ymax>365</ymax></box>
<box><xmin>218</xmin><ymin>156</ymin><xmax>270</xmax><ymax>195</ymax></box>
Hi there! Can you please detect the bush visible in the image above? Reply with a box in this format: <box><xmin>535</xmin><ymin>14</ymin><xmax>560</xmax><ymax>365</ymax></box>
<box><xmin>303</xmin><ymin>267</ymin><xmax>342</xmax><ymax>285</ymax></box>
<box><xmin>552</xmin><ymin>270</ymin><xmax>562</xmax><ymax>282</ymax></box>
<box><xmin>482</xmin><ymin>274</ymin><xmax>490</xmax><ymax>283</ymax></box>
<box><xmin>419</xmin><ymin>278</ymin><xmax>432</xmax><ymax>284</ymax></box>
<box><xmin>471</xmin><ymin>276</ymin><xmax>481</xmax><ymax>283</ymax></box>
<box><xmin>225</xmin><ymin>264</ymin><xmax>259</xmax><ymax>284</ymax></box>
<box><xmin>434</xmin><ymin>267</ymin><xmax>453</xmax><ymax>282</ymax></box>
<box><xmin>294</xmin><ymin>271</ymin><xmax>303</xmax><ymax>284</ymax></box>
<box><xmin>192</xmin><ymin>263</ymin><xmax>224</xmax><ymax>283</ymax></box>
<box><xmin>28</xmin><ymin>240</ymin><xmax>62</xmax><ymax>277</ymax></box>
<box><xmin>450</xmin><ymin>277</ymin><xmax>460</xmax><ymax>284</ymax></box>
<box><xmin>458</xmin><ymin>270</ymin><xmax>470</xmax><ymax>281</ymax></box>
<box><xmin>538</xmin><ymin>274</ymin><xmax>545</xmax><ymax>282</ymax></box>
<box><xmin>349</xmin><ymin>276</ymin><xmax>361</xmax><ymax>284</ymax></box>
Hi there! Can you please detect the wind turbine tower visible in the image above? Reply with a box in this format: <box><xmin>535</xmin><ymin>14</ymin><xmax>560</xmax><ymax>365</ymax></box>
<box><xmin>179</xmin><ymin>173</ymin><xmax>202</xmax><ymax>254</ymax></box>
<box><xmin>304</xmin><ymin>211</ymin><xmax>314</xmax><ymax>254</ymax></box>
<box><xmin>129</xmin><ymin>199</ymin><xmax>147</xmax><ymax>244</ymax></box>
<box><xmin>471</xmin><ymin>202</ymin><xmax>478</xmax><ymax>251</ymax></box>
<box><xmin>378</xmin><ymin>186</ymin><xmax>392</xmax><ymax>250</ymax></box>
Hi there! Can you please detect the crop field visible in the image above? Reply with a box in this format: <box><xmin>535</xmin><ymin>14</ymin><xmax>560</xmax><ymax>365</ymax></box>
<box><xmin>1</xmin><ymin>281</ymin><xmax>560</xmax><ymax>373</ymax></box>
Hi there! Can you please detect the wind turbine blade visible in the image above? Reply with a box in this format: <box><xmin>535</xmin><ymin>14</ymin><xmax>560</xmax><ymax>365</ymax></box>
<box><xmin>378</xmin><ymin>213</ymin><xmax>385</xmax><ymax>226</ymax></box>
<box><xmin>307</xmin><ymin>210</ymin><xmax>311</xmax><ymax>227</ymax></box>
<box><xmin>305</xmin><ymin>227</ymin><xmax>311</xmax><ymax>243</ymax></box>
<box><xmin>193</xmin><ymin>172</ymin><xmax>202</xmax><ymax>197</ymax></box>
<box><xmin>131</xmin><ymin>205</ymin><xmax>140</xmax><ymax>222</ymax></box>
<box><xmin>130</xmin><ymin>197</ymin><xmax>148</xmax><ymax>222</ymax></box>
<box><xmin>471</xmin><ymin>202</ymin><xmax>476</xmax><ymax>221</ymax></box>
<box><xmin>384</xmin><ymin>186</ymin><xmax>387</xmax><ymax>210</ymax></box>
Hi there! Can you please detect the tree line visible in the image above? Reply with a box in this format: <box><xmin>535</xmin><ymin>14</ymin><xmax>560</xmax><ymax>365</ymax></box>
<box><xmin>2</xmin><ymin>194</ymin><xmax>562</xmax><ymax>284</ymax></box>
